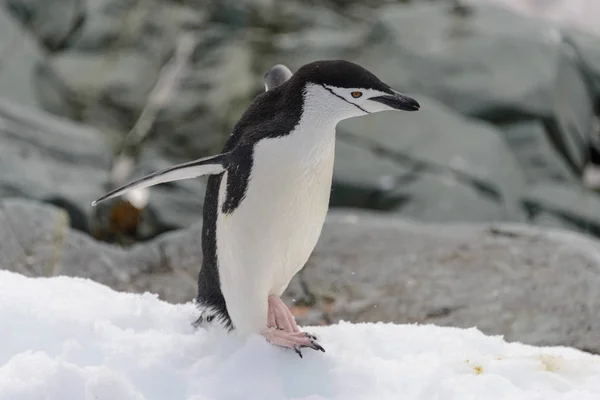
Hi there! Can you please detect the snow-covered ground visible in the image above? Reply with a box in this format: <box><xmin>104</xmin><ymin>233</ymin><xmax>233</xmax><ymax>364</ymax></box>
<box><xmin>1</xmin><ymin>270</ymin><xmax>599</xmax><ymax>400</ymax></box>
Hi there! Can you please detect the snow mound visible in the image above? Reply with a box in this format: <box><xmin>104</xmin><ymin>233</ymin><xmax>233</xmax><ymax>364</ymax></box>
<box><xmin>1</xmin><ymin>271</ymin><xmax>599</xmax><ymax>400</ymax></box>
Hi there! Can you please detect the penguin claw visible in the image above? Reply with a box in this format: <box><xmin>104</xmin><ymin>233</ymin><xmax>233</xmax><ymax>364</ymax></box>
<box><xmin>262</xmin><ymin>327</ymin><xmax>325</xmax><ymax>357</ymax></box>
<box><xmin>293</xmin><ymin>346</ymin><xmax>303</xmax><ymax>358</ymax></box>
<box><xmin>310</xmin><ymin>339</ymin><xmax>326</xmax><ymax>353</ymax></box>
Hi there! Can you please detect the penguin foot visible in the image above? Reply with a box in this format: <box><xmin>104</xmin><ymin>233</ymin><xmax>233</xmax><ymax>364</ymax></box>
<box><xmin>267</xmin><ymin>294</ymin><xmax>300</xmax><ymax>333</ymax></box>
<box><xmin>261</xmin><ymin>328</ymin><xmax>325</xmax><ymax>358</ymax></box>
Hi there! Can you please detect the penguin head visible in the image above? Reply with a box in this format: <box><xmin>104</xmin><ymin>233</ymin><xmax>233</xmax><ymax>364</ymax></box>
<box><xmin>291</xmin><ymin>60</ymin><xmax>419</xmax><ymax>122</ymax></box>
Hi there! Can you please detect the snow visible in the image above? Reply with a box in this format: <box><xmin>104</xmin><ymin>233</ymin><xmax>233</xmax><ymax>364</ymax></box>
<box><xmin>1</xmin><ymin>270</ymin><xmax>599</xmax><ymax>400</ymax></box>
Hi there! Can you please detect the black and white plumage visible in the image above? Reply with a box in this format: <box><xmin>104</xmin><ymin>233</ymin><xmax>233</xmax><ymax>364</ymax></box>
<box><xmin>92</xmin><ymin>60</ymin><xmax>419</xmax><ymax>356</ymax></box>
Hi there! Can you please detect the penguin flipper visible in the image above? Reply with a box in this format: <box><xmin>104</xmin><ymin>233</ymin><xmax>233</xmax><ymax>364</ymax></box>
<box><xmin>91</xmin><ymin>153</ymin><xmax>229</xmax><ymax>206</ymax></box>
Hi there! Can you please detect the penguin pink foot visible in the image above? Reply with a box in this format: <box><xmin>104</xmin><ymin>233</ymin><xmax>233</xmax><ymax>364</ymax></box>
<box><xmin>265</xmin><ymin>295</ymin><xmax>323</xmax><ymax>357</ymax></box>
<box><xmin>261</xmin><ymin>327</ymin><xmax>324</xmax><ymax>358</ymax></box>
<box><xmin>267</xmin><ymin>294</ymin><xmax>301</xmax><ymax>332</ymax></box>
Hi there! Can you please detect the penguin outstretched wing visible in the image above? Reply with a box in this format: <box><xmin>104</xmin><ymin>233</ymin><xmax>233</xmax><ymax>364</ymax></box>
<box><xmin>92</xmin><ymin>153</ymin><xmax>229</xmax><ymax>206</ymax></box>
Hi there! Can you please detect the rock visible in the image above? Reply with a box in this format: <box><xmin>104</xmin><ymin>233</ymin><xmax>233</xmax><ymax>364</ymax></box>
<box><xmin>5</xmin><ymin>200</ymin><xmax>600</xmax><ymax>353</ymax></box>
<box><xmin>0</xmin><ymin>198</ymin><xmax>168</xmax><ymax>291</ymax></box>
<box><xmin>284</xmin><ymin>210</ymin><xmax>600</xmax><ymax>354</ymax></box>
<box><xmin>34</xmin><ymin>49</ymin><xmax>160</xmax><ymax>133</ymax></box>
<box><xmin>151</xmin><ymin>29</ymin><xmax>255</xmax><ymax>159</ymax></box>
<box><xmin>266</xmin><ymin>5</ymin><xmax>367</xmax><ymax>73</ymax></box>
<box><xmin>0</xmin><ymin>95</ymin><xmax>206</xmax><ymax>239</ymax></box>
<box><xmin>132</xmin><ymin>222</ymin><xmax>204</xmax><ymax>304</ymax></box>
<box><xmin>501</xmin><ymin>121</ymin><xmax>578</xmax><ymax>183</ymax></box>
<box><xmin>564</xmin><ymin>29</ymin><xmax>600</xmax><ymax>105</ymax></box>
<box><xmin>0</xmin><ymin>198</ymin><xmax>70</xmax><ymax>277</ymax></box>
<box><xmin>0</xmin><ymin>197</ymin><xmax>201</xmax><ymax>303</ymax></box>
<box><xmin>34</xmin><ymin>18</ymin><xmax>255</xmax><ymax>237</ymax></box>
<box><xmin>34</xmin><ymin>3</ymin><xmax>254</xmax><ymax>159</ymax></box>
<box><xmin>357</xmin><ymin>2</ymin><xmax>598</xmax><ymax>174</ymax></box>
<box><xmin>486</xmin><ymin>0</ymin><xmax>600</xmax><ymax>38</ymax></box>
<box><xmin>0</xmin><ymin>197</ymin><xmax>144</xmax><ymax>286</ymax></box>
<box><xmin>331</xmin><ymin>138</ymin><xmax>406</xmax><ymax>209</ymax></box>
<box><xmin>4</xmin><ymin>200</ymin><xmax>599</xmax><ymax>352</ymax></box>
<box><xmin>0</xmin><ymin>99</ymin><xmax>111</xmax><ymax>232</ymax></box>
<box><xmin>0</xmin><ymin>7</ymin><xmax>45</xmax><ymax>108</ymax></box>
<box><xmin>333</xmin><ymin>96</ymin><xmax>527</xmax><ymax>222</ymax></box>
<box><xmin>522</xmin><ymin>182</ymin><xmax>600</xmax><ymax>237</ymax></box>
<box><xmin>3</xmin><ymin>0</ymin><xmax>85</xmax><ymax>52</ymax></box>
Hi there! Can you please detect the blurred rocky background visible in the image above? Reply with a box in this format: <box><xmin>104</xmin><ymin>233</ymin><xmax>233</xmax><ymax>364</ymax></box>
<box><xmin>1</xmin><ymin>0</ymin><xmax>600</xmax><ymax>353</ymax></box>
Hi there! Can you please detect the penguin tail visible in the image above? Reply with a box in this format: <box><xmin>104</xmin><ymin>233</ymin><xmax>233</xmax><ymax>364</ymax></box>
<box><xmin>91</xmin><ymin>153</ymin><xmax>229</xmax><ymax>206</ymax></box>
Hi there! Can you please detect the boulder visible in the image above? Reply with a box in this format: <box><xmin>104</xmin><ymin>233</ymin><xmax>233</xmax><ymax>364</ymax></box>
<box><xmin>333</xmin><ymin>96</ymin><xmax>527</xmax><ymax>222</ymax></box>
<box><xmin>564</xmin><ymin>29</ymin><xmax>600</xmax><ymax>106</ymax></box>
<box><xmin>33</xmin><ymin>3</ymin><xmax>254</xmax><ymax>160</ymax></box>
<box><xmin>355</xmin><ymin>2</ymin><xmax>598</xmax><ymax>174</ymax></box>
<box><xmin>501</xmin><ymin>121</ymin><xmax>578</xmax><ymax>183</ymax></box>
<box><xmin>0</xmin><ymin>7</ymin><xmax>45</xmax><ymax>108</ymax></box>
<box><xmin>522</xmin><ymin>182</ymin><xmax>600</xmax><ymax>237</ymax></box>
<box><xmin>284</xmin><ymin>210</ymin><xmax>600</xmax><ymax>354</ymax></box>
<box><xmin>0</xmin><ymin>99</ymin><xmax>111</xmax><ymax>232</ymax></box>
<box><xmin>3</xmin><ymin>0</ymin><xmax>85</xmax><ymax>52</ymax></box>
<box><xmin>4</xmin><ymin>200</ymin><xmax>598</xmax><ymax>353</ymax></box>
<box><xmin>0</xmin><ymin>97</ymin><xmax>209</xmax><ymax>237</ymax></box>
<box><xmin>0</xmin><ymin>198</ymin><xmax>201</xmax><ymax>303</ymax></box>
<box><xmin>0</xmin><ymin>198</ymin><xmax>172</xmax><ymax>291</ymax></box>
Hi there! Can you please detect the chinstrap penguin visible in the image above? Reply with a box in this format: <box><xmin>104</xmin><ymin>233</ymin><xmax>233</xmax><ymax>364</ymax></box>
<box><xmin>92</xmin><ymin>60</ymin><xmax>420</xmax><ymax>357</ymax></box>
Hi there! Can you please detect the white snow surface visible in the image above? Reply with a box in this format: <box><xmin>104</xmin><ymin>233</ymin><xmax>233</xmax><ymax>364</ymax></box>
<box><xmin>1</xmin><ymin>270</ymin><xmax>599</xmax><ymax>400</ymax></box>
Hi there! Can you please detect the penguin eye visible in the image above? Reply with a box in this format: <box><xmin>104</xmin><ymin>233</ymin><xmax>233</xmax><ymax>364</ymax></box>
<box><xmin>206</xmin><ymin>315</ymin><xmax>214</xmax><ymax>323</ymax></box>
<box><xmin>351</xmin><ymin>91</ymin><xmax>363</xmax><ymax>98</ymax></box>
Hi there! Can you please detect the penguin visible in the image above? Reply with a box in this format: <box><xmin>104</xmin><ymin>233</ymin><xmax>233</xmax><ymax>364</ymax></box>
<box><xmin>92</xmin><ymin>60</ymin><xmax>420</xmax><ymax>357</ymax></box>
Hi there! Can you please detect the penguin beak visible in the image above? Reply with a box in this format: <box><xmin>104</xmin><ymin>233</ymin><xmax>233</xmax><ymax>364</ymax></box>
<box><xmin>371</xmin><ymin>90</ymin><xmax>420</xmax><ymax>111</ymax></box>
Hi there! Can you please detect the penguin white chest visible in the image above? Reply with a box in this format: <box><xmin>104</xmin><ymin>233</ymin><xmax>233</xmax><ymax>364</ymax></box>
<box><xmin>215</xmin><ymin>126</ymin><xmax>335</xmax><ymax>334</ymax></box>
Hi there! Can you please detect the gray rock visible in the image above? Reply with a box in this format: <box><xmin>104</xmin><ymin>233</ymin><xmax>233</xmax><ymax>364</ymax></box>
<box><xmin>284</xmin><ymin>210</ymin><xmax>600</xmax><ymax>354</ymax></box>
<box><xmin>34</xmin><ymin>4</ymin><xmax>254</xmax><ymax>160</ymax></box>
<box><xmin>151</xmin><ymin>30</ymin><xmax>255</xmax><ymax>159</ymax></box>
<box><xmin>0</xmin><ymin>197</ymin><xmax>146</xmax><ymax>286</ymax></box>
<box><xmin>500</xmin><ymin>121</ymin><xmax>578</xmax><ymax>183</ymax></box>
<box><xmin>0</xmin><ymin>7</ymin><xmax>45</xmax><ymax>108</ymax></box>
<box><xmin>34</xmin><ymin>21</ymin><xmax>255</xmax><ymax>236</ymax></box>
<box><xmin>34</xmin><ymin>49</ymin><xmax>160</xmax><ymax>133</ymax></box>
<box><xmin>4</xmin><ymin>200</ymin><xmax>599</xmax><ymax>352</ymax></box>
<box><xmin>0</xmin><ymin>98</ymin><xmax>111</xmax><ymax>232</ymax></box>
<box><xmin>522</xmin><ymin>182</ymin><xmax>600</xmax><ymax>237</ymax></box>
<box><xmin>3</xmin><ymin>0</ymin><xmax>85</xmax><ymax>52</ymax></box>
<box><xmin>0</xmin><ymin>198</ymin><xmax>170</xmax><ymax>291</ymax></box>
<box><xmin>564</xmin><ymin>29</ymin><xmax>600</xmax><ymax>104</ymax></box>
<box><xmin>0</xmin><ymin>197</ymin><xmax>201</xmax><ymax>303</ymax></box>
<box><xmin>334</xmin><ymin>96</ymin><xmax>527</xmax><ymax>222</ymax></box>
<box><xmin>357</xmin><ymin>2</ymin><xmax>597</xmax><ymax>173</ymax></box>
<box><xmin>132</xmin><ymin>222</ymin><xmax>204</xmax><ymax>303</ymax></box>
<box><xmin>269</xmin><ymin>5</ymin><xmax>367</xmax><ymax>72</ymax></box>
<box><xmin>0</xmin><ymin>198</ymin><xmax>70</xmax><ymax>277</ymax></box>
<box><xmin>332</xmin><ymin>138</ymin><xmax>407</xmax><ymax>209</ymax></box>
